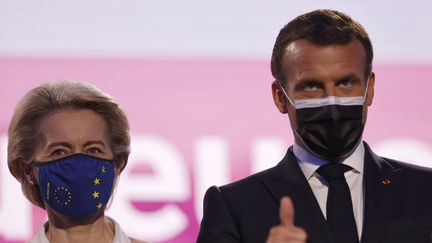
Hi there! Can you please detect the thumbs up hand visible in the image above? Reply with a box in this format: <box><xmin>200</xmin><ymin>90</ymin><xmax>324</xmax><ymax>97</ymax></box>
<box><xmin>266</xmin><ymin>197</ymin><xmax>307</xmax><ymax>243</ymax></box>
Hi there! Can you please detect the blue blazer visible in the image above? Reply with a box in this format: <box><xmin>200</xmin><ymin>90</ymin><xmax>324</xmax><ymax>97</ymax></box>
<box><xmin>197</xmin><ymin>142</ymin><xmax>432</xmax><ymax>243</ymax></box>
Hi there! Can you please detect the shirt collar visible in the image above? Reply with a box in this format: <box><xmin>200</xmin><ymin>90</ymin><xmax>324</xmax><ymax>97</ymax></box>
<box><xmin>294</xmin><ymin>141</ymin><xmax>365</xmax><ymax>180</ymax></box>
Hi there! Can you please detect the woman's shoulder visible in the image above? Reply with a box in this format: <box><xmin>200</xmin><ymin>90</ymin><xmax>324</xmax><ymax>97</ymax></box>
<box><xmin>108</xmin><ymin>217</ymin><xmax>149</xmax><ymax>243</ymax></box>
<box><xmin>129</xmin><ymin>238</ymin><xmax>149</xmax><ymax>243</ymax></box>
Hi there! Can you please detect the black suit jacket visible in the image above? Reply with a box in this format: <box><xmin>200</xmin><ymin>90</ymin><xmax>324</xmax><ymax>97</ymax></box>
<box><xmin>197</xmin><ymin>142</ymin><xmax>432</xmax><ymax>243</ymax></box>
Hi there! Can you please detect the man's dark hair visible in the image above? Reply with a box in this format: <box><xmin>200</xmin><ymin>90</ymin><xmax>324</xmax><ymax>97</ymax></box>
<box><xmin>271</xmin><ymin>9</ymin><xmax>373</xmax><ymax>84</ymax></box>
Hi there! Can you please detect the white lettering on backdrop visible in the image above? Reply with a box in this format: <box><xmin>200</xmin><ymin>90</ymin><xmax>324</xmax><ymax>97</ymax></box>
<box><xmin>0</xmin><ymin>135</ymin><xmax>431</xmax><ymax>241</ymax></box>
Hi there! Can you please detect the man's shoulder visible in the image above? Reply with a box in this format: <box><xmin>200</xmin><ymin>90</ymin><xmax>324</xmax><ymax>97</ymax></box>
<box><xmin>381</xmin><ymin>156</ymin><xmax>432</xmax><ymax>176</ymax></box>
<box><xmin>365</xmin><ymin>142</ymin><xmax>432</xmax><ymax>176</ymax></box>
<box><xmin>371</xmin><ymin>150</ymin><xmax>432</xmax><ymax>190</ymax></box>
<box><xmin>217</xmin><ymin>163</ymin><xmax>282</xmax><ymax>196</ymax></box>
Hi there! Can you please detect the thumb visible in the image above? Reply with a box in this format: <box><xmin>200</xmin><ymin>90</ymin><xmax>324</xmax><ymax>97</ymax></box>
<box><xmin>279</xmin><ymin>196</ymin><xmax>295</xmax><ymax>227</ymax></box>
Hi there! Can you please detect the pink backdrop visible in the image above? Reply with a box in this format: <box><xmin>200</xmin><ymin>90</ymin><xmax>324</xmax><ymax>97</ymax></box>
<box><xmin>0</xmin><ymin>57</ymin><xmax>431</xmax><ymax>242</ymax></box>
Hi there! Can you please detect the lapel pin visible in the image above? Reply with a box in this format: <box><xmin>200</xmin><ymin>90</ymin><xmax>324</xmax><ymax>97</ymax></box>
<box><xmin>382</xmin><ymin>178</ymin><xmax>391</xmax><ymax>185</ymax></box>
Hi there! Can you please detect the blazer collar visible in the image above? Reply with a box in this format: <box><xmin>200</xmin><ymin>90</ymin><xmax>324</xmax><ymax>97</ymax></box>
<box><xmin>360</xmin><ymin>142</ymin><xmax>403</xmax><ymax>243</ymax></box>
<box><xmin>261</xmin><ymin>147</ymin><xmax>334</xmax><ymax>243</ymax></box>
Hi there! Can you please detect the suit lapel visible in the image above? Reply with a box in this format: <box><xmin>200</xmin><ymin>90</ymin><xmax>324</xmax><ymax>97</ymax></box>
<box><xmin>261</xmin><ymin>148</ymin><xmax>334</xmax><ymax>243</ymax></box>
<box><xmin>360</xmin><ymin>143</ymin><xmax>403</xmax><ymax>243</ymax></box>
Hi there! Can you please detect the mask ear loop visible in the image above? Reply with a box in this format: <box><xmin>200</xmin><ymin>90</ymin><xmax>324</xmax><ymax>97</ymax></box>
<box><xmin>362</xmin><ymin>76</ymin><xmax>371</xmax><ymax>104</ymax></box>
<box><xmin>278</xmin><ymin>81</ymin><xmax>314</xmax><ymax>157</ymax></box>
<box><xmin>277</xmin><ymin>81</ymin><xmax>296</xmax><ymax>108</ymax></box>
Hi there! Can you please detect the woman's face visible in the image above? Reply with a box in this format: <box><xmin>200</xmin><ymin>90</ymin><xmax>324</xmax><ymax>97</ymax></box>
<box><xmin>31</xmin><ymin>108</ymin><xmax>115</xmax><ymax>224</ymax></box>
<box><xmin>33</xmin><ymin>109</ymin><xmax>113</xmax><ymax>162</ymax></box>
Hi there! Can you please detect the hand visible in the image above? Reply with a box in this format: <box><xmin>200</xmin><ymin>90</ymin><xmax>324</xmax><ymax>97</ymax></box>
<box><xmin>266</xmin><ymin>197</ymin><xmax>307</xmax><ymax>243</ymax></box>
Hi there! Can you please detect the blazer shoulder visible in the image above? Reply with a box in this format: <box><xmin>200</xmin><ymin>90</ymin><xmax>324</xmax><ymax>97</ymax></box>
<box><xmin>217</xmin><ymin>148</ymin><xmax>297</xmax><ymax>196</ymax></box>
<box><xmin>377</xmin><ymin>155</ymin><xmax>432</xmax><ymax>187</ymax></box>
<box><xmin>382</xmin><ymin>156</ymin><xmax>432</xmax><ymax>174</ymax></box>
<box><xmin>365</xmin><ymin>142</ymin><xmax>432</xmax><ymax>176</ymax></box>
<box><xmin>219</xmin><ymin>163</ymin><xmax>280</xmax><ymax>192</ymax></box>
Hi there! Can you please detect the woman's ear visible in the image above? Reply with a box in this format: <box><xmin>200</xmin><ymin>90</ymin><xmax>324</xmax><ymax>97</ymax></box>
<box><xmin>23</xmin><ymin>163</ymin><xmax>37</xmax><ymax>185</ymax></box>
<box><xmin>115</xmin><ymin>156</ymin><xmax>128</xmax><ymax>175</ymax></box>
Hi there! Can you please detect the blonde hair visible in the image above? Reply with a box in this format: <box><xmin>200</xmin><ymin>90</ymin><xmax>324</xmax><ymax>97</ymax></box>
<box><xmin>7</xmin><ymin>80</ymin><xmax>130</xmax><ymax>208</ymax></box>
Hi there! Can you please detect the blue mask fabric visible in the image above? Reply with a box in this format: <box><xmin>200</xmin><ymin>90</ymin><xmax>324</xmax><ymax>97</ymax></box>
<box><xmin>32</xmin><ymin>154</ymin><xmax>115</xmax><ymax>220</ymax></box>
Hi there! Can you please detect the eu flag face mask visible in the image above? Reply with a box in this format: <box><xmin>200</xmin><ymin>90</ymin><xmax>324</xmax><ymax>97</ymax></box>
<box><xmin>32</xmin><ymin>154</ymin><xmax>115</xmax><ymax>220</ymax></box>
<box><xmin>280</xmin><ymin>84</ymin><xmax>367</xmax><ymax>162</ymax></box>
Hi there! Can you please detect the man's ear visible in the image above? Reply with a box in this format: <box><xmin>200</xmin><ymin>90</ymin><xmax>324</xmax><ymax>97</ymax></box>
<box><xmin>271</xmin><ymin>80</ymin><xmax>288</xmax><ymax>114</ymax></box>
<box><xmin>366</xmin><ymin>72</ymin><xmax>375</xmax><ymax>106</ymax></box>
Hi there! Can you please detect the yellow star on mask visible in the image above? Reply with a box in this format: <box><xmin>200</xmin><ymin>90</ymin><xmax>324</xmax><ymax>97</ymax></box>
<box><xmin>97</xmin><ymin>203</ymin><xmax>103</xmax><ymax>209</ymax></box>
<box><xmin>101</xmin><ymin>166</ymin><xmax>106</xmax><ymax>173</ymax></box>
<box><xmin>94</xmin><ymin>178</ymin><xmax>100</xmax><ymax>185</ymax></box>
<box><xmin>92</xmin><ymin>191</ymin><xmax>100</xmax><ymax>199</ymax></box>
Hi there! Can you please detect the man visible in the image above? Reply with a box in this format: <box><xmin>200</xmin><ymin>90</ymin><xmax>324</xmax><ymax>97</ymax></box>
<box><xmin>196</xmin><ymin>9</ymin><xmax>432</xmax><ymax>243</ymax></box>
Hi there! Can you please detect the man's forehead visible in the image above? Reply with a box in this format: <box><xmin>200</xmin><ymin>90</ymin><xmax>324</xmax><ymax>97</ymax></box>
<box><xmin>282</xmin><ymin>40</ymin><xmax>367</xmax><ymax>73</ymax></box>
<box><xmin>278</xmin><ymin>41</ymin><xmax>369</xmax><ymax>89</ymax></box>
<box><xmin>283</xmin><ymin>39</ymin><xmax>365</xmax><ymax>57</ymax></box>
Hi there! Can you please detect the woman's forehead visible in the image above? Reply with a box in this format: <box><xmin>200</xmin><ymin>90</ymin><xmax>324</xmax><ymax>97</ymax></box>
<box><xmin>37</xmin><ymin>109</ymin><xmax>109</xmax><ymax>145</ymax></box>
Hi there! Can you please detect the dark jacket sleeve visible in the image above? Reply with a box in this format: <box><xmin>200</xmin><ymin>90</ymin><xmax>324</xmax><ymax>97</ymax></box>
<box><xmin>196</xmin><ymin>185</ymin><xmax>241</xmax><ymax>243</ymax></box>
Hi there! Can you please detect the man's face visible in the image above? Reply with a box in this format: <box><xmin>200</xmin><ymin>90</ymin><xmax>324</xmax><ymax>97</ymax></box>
<box><xmin>271</xmin><ymin>39</ymin><xmax>375</xmax><ymax>144</ymax></box>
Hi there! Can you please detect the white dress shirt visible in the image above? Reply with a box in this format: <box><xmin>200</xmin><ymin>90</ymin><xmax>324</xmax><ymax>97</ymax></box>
<box><xmin>294</xmin><ymin>142</ymin><xmax>365</xmax><ymax>239</ymax></box>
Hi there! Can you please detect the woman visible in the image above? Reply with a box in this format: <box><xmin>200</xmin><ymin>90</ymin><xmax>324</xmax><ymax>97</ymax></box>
<box><xmin>8</xmin><ymin>80</ymin><xmax>147</xmax><ymax>243</ymax></box>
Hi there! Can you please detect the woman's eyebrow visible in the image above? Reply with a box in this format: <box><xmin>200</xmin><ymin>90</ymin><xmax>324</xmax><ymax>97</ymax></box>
<box><xmin>83</xmin><ymin>140</ymin><xmax>106</xmax><ymax>148</ymax></box>
<box><xmin>45</xmin><ymin>141</ymin><xmax>72</xmax><ymax>150</ymax></box>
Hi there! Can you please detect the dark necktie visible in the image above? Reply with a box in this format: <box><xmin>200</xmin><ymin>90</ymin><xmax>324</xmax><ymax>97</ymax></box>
<box><xmin>317</xmin><ymin>163</ymin><xmax>359</xmax><ymax>243</ymax></box>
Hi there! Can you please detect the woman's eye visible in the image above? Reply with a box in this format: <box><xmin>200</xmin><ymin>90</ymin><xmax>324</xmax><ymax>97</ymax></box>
<box><xmin>50</xmin><ymin>149</ymin><xmax>67</xmax><ymax>158</ymax></box>
<box><xmin>87</xmin><ymin>147</ymin><xmax>102</xmax><ymax>154</ymax></box>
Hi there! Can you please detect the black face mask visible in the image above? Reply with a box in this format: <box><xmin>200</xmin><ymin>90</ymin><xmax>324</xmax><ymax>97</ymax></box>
<box><xmin>295</xmin><ymin>102</ymin><xmax>364</xmax><ymax>162</ymax></box>
<box><xmin>280</xmin><ymin>89</ymin><xmax>366</xmax><ymax>162</ymax></box>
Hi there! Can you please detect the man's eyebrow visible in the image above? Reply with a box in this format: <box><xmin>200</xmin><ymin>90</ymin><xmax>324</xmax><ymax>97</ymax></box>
<box><xmin>294</xmin><ymin>78</ymin><xmax>323</xmax><ymax>89</ymax></box>
<box><xmin>297</xmin><ymin>78</ymin><xmax>322</xmax><ymax>84</ymax></box>
<box><xmin>335</xmin><ymin>74</ymin><xmax>362</xmax><ymax>83</ymax></box>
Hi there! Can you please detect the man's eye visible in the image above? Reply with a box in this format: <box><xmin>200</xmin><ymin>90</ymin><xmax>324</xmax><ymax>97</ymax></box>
<box><xmin>338</xmin><ymin>80</ymin><xmax>354</xmax><ymax>88</ymax></box>
<box><xmin>303</xmin><ymin>83</ymin><xmax>320</xmax><ymax>92</ymax></box>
